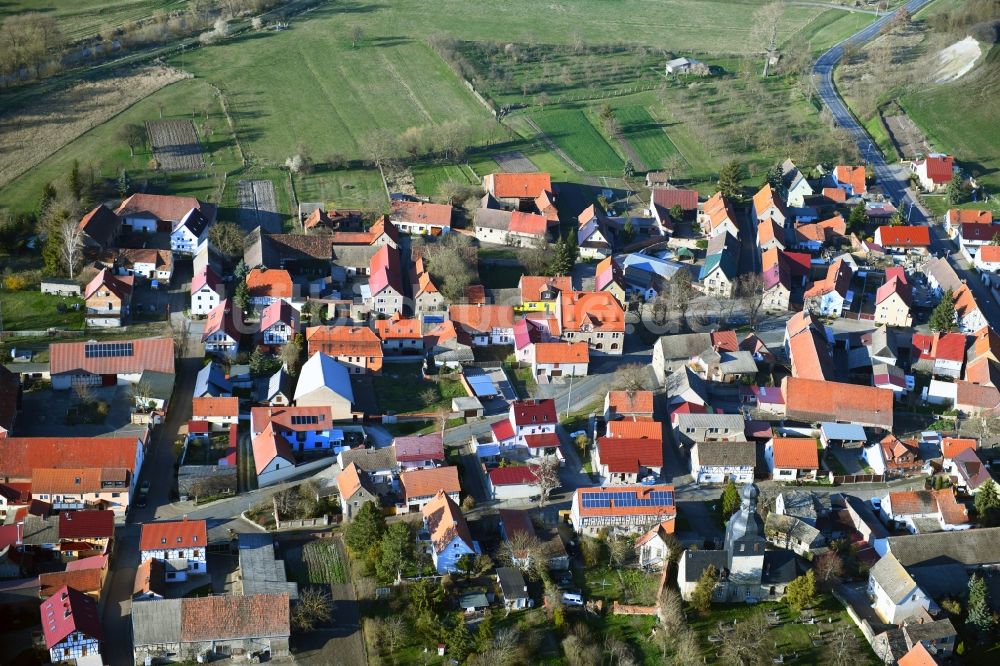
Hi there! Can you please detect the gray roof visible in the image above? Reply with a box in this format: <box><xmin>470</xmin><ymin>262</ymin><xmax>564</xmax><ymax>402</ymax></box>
<box><xmin>295</xmin><ymin>352</ymin><xmax>354</xmax><ymax>404</ymax></box>
<box><xmin>656</xmin><ymin>333</ymin><xmax>712</xmax><ymax>361</ymax></box>
<box><xmin>765</xmin><ymin>513</ymin><xmax>821</xmax><ymax>547</ymax></box>
<box><xmin>340</xmin><ymin>445</ymin><xmax>398</xmax><ymax>473</ymax></box>
<box><xmin>725</xmin><ymin>484</ymin><xmax>766</xmax><ymax>564</ymax></box>
<box><xmin>715</xmin><ymin>351</ymin><xmax>759</xmax><ymax>375</ymax></box>
<box><xmin>761</xmin><ymin>549</ymin><xmax>803</xmax><ymax>585</ymax></box>
<box><xmin>665</xmin><ymin>366</ymin><xmax>708</xmax><ymax>403</ymax></box>
<box><xmin>496</xmin><ymin>566</ymin><xmax>528</xmax><ymax>599</ymax></box>
<box><xmin>194</xmin><ymin>363</ymin><xmax>232</xmax><ymax>398</ymax></box>
<box><xmin>681</xmin><ymin>548</ymin><xmax>728</xmax><ymax>582</ymax></box>
<box><xmin>695</xmin><ymin>440</ymin><xmax>756</xmax><ymax>467</ymax></box>
<box><xmin>261</xmin><ymin>367</ymin><xmax>295</xmax><ymax>403</ymax></box>
<box><xmin>474</xmin><ymin>207</ymin><xmax>513</xmax><ymax>231</ymax></box>
<box><xmin>330</xmin><ymin>245</ymin><xmax>380</xmax><ymax>269</ymax></box>
<box><xmin>21</xmin><ymin>514</ymin><xmax>59</xmax><ymax>546</ymax></box>
<box><xmin>140</xmin><ymin>370</ymin><xmax>176</xmax><ymax>401</ymax></box>
<box><xmin>820</xmin><ymin>422</ymin><xmax>867</xmax><ymax>442</ymax></box>
<box><xmin>903</xmin><ymin>618</ymin><xmax>956</xmax><ymax>645</ymax></box>
<box><xmin>451</xmin><ymin>396</ymin><xmax>484</xmax><ymax>411</ymax></box>
<box><xmin>869</xmin><ymin>552</ymin><xmax>917</xmax><ymax>604</ymax></box>
<box><xmin>920</xmin><ymin>257</ymin><xmax>962</xmax><ymax>293</ymax></box>
<box><xmin>869</xmin><ymin>327</ymin><xmax>898</xmax><ymax>361</ymax></box>
<box><xmin>675</xmin><ymin>413</ymin><xmax>747</xmax><ymax>433</ymax></box>
<box><xmin>777</xmin><ymin>490</ymin><xmax>829</xmax><ymax>525</ymax></box>
<box><xmin>132</xmin><ymin>598</ymin><xmax>183</xmax><ymax>646</ymax></box>
<box><xmin>459</xmin><ymin>591</ymin><xmax>489</xmax><ymax>609</ymax></box>
<box><xmin>177</xmin><ymin>465</ymin><xmax>236</xmax><ymax>496</ymax></box>
<box><xmin>888</xmin><ymin>527</ymin><xmax>1000</xmax><ymax>568</ymax></box>
<box><xmin>844</xmin><ymin>495</ymin><xmax>890</xmax><ymax>539</ymax></box>
<box><xmin>238</xmin><ymin>533</ymin><xmax>299</xmax><ymax>599</ymax></box>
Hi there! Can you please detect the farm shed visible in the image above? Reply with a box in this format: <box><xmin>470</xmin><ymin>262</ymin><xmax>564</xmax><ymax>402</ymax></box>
<box><xmin>40</xmin><ymin>280</ymin><xmax>82</xmax><ymax>297</ymax></box>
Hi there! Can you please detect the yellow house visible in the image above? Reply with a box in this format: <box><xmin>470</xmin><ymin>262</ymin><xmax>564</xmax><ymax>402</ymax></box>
<box><xmin>874</xmin><ymin>276</ymin><xmax>912</xmax><ymax>328</ymax></box>
<box><xmin>517</xmin><ymin>276</ymin><xmax>572</xmax><ymax>315</ymax></box>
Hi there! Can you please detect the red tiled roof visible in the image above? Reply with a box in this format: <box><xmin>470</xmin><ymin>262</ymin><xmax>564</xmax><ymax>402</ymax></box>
<box><xmin>39</xmin><ymin>568</ymin><xmax>104</xmax><ymax>599</ymax></box>
<box><xmin>960</xmin><ymin>222</ymin><xmax>1000</xmax><ymax>243</ymax></box>
<box><xmin>369</xmin><ymin>244</ymin><xmax>404</xmax><ymax>296</ymax></box>
<box><xmin>202</xmin><ymin>299</ymin><xmax>242</xmax><ymax>342</ymax></box>
<box><xmin>260</xmin><ymin>299</ymin><xmax>298</xmax><ymax>333</ymax></box>
<box><xmin>59</xmin><ymin>510</ymin><xmax>114</xmax><ymax>539</ymax></box>
<box><xmin>192</xmin><ymin>266</ymin><xmax>222</xmax><ymax>294</ymax></box>
<box><xmin>821</xmin><ymin>187</ymin><xmax>847</xmax><ymax>203</ymax></box>
<box><xmin>251</xmin><ymin>406</ymin><xmax>333</xmax><ymax>433</ymax></box>
<box><xmin>877</xmin><ymin>225</ymin><xmax>931</xmax><ymax>247</ymax></box>
<box><xmin>596</xmin><ymin>437</ymin><xmax>663</xmax><ymax>473</ymax></box>
<box><xmin>306</xmin><ymin>325</ymin><xmax>383</xmax><ymax>357</ymax></box>
<box><xmin>947</xmin><ymin>209</ymin><xmax>992</xmax><ymax>226</ymax></box>
<box><xmin>876</xmin><ymin>275</ymin><xmax>911</xmax><ymax>306</ymax></box>
<box><xmin>511</xmin><ymin>399</ymin><xmax>557</xmax><ymax>426</ymax></box>
<box><xmin>897</xmin><ymin>642</ymin><xmax>938</xmax><ymax>666</ymax></box>
<box><xmin>139</xmin><ymin>519</ymin><xmax>208</xmax><ymax>552</ymax></box>
<box><xmin>422</xmin><ymin>490</ymin><xmax>473</xmax><ymax>554</ymax></box>
<box><xmin>400</xmin><ymin>466</ymin><xmax>461</xmax><ymax>500</ymax></box>
<box><xmin>770</xmin><ymin>438</ymin><xmax>819</xmax><ymax>469</ymax></box>
<box><xmin>651</xmin><ymin>188</ymin><xmax>698</xmax><ymax>211</ymax></box>
<box><xmin>66</xmin><ymin>555</ymin><xmax>108</xmax><ymax>572</ymax></box>
<box><xmin>485</xmin><ymin>173</ymin><xmax>552</xmax><ymax>200</ymax></box>
<box><xmin>179</xmin><ymin>593</ymin><xmax>289</xmax><ymax>642</ymax></box>
<box><xmin>534</xmin><ymin>342</ymin><xmax>589</xmax><ymax>364</ymax></box>
<box><xmin>941</xmin><ymin>437</ymin><xmax>976</xmax><ymax>460</ymax></box>
<box><xmin>83</xmin><ymin>268</ymin><xmax>132</xmax><ymax>301</ymax></box>
<box><xmin>246</xmin><ymin>268</ymin><xmax>293</xmax><ymax>299</ymax></box>
<box><xmin>50</xmin><ymin>337</ymin><xmax>173</xmax><ymax>377</ymax></box>
<box><xmin>491</xmin><ymin>419</ymin><xmax>515</xmax><ymax>442</ymax></box>
<box><xmin>0</xmin><ymin>436</ymin><xmax>142</xmax><ymax>481</ymax></box>
<box><xmin>40</xmin><ymin>586</ymin><xmax>102</xmax><ymax>648</ymax></box>
<box><xmin>77</xmin><ymin>204</ymin><xmax>120</xmax><ymax>243</ymax></box>
<box><xmin>115</xmin><ymin>193</ymin><xmax>203</xmax><ymax>222</ymax></box>
<box><xmin>782</xmin><ymin>377</ymin><xmax>893</xmax><ymax>429</ymax></box>
<box><xmin>509</xmin><ymin>211</ymin><xmax>549</xmax><ymax>237</ymax></box>
<box><xmin>520</xmin><ymin>275</ymin><xmax>572</xmax><ymax>301</ymax></box>
<box><xmin>394</xmin><ymin>434</ymin><xmax>444</xmax><ymax>463</ymax></box>
<box><xmin>524</xmin><ymin>432</ymin><xmax>560</xmax><ymax>449</ymax></box>
<box><xmin>192</xmin><ymin>396</ymin><xmax>239</xmax><ymax>418</ymax></box>
<box><xmin>789</xmin><ymin>328</ymin><xmax>833</xmax><ymax>381</ymax></box>
<box><xmin>917</xmin><ymin>155</ymin><xmax>954</xmax><ymax>185</ymax></box>
<box><xmin>449</xmin><ymin>304</ymin><xmax>515</xmax><ymax>333</ymax></box>
<box><xmin>251</xmin><ymin>423</ymin><xmax>295</xmax><ymax>475</ymax></box>
<box><xmin>978</xmin><ymin>245</ymin><xmax>1000</xmax><ymax>263</ymax></box>
<box><xmin>390</xmin><ymin>200</ymin><xmax>452</xmax><ymax>228</ymax></box>
<box><xmin>487</xmin><ymin>466</ymin><xmax>536</xmax><ymax>486</ymax></box>
<box><xmin>635</xmin><ymin>519</ymin><xmax>676</xmax><ymax>546</ymax></box>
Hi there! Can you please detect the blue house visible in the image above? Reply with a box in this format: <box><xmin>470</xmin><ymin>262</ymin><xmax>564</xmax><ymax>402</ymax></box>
<box><xmin>422</xmin><ymin>490</ymin><xmax>478</xmax><ymax>574</ymax></box>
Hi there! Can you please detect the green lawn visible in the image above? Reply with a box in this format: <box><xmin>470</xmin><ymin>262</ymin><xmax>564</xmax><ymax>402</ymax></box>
<box><xmin>372</xmin><ymin>363</ymin><xmax>468</xmax><ymax>414</ymax></box>
<box><xmin>0</xmin><ymin>290</ymin><xmax>84</xmax><ymax>331</ymax></box>
<box><xmin>411</xmin><ymin>163</ymin><xmax>477</xmax><ymax>197</ymax></box>
<box><xmin>0</xmin><ymin>0</ymin><xmax>186</xmax><ymax>42</ymax></box>
<box><xmin>478</xmin><ymin>264</ymin><xmax>525</xmax><ymax>289</ymax></box>
<box><xmin>293</xmin><ymin>167</ymin><xmax>388</xmax><ymax>210</ymax></box>
<box><xmin>789</xmin><ymin>9</ymin><xmax>877</xmax><ymax>54</ymax></box>
<box><xmin>901</xmin><ymin>46</ymin><xmax>1000</xmax><ymax>190</ymax></box>
<box><xmin>614</xmin><ymin>104</ymin><xmax>679</xmax><ymax>171</ymax></box>
<box><xmin>530</xmin><ymin>107</ymin><xmax>624</xmax><ymax>173</ymax></box>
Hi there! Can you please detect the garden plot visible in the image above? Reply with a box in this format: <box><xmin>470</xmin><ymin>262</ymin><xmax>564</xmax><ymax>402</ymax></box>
<box><xmin>146</xmin><ymin>119</ymin><xmax>204</xmax><ymax>172</ymax></box>
<box><xmin>493</xmin><ymin>151</ymin><xmax>537</xmax><ymax>173</ymax></box>
<box><xmin>236</xmin><ymin>179</ymin><xmax>282</xmax><ymax>233</ymax></box>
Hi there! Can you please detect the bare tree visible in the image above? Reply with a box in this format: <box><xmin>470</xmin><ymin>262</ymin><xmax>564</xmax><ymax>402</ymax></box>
<box><xmin>383</xmin><ymin>615</ymin><xmax>408</xmax><ymax>663</ymax></box>
<box><xmin>291</xmin><ymin>587</ymin><xmax>333</xmax><ymax>631</ymax></box>
<box><xmin>472</xmin><ymin>626</ymin><xmax>522</xmax><ymax>666</ymax></box>
<box><xmin>350</xmin><ymin>24</ymin><xmax>363</xmax><ymax>48</ymax></box>
<box><xmin>58</xmin><ymin>218</ymin><xmax>84</xmax><ymax>279</ymax></box>
<box><xmin>814</xmin><ymin>550</ymin><xmax>845</xmax><ymax>589</ymax></box>
<box><xmin>607</xmin><ymin>535</ymin><xmax>633</xmax><ymax>569</ymax></box>
<box><xmin>169</xmin><ymin>317</ymin><xmax>191</xmax><ymax>359</ymax></box>
<box><xmin>529</xmin><ymin>457</ymin><xmax>560</xmax><ymax>506</ymax></box>
<box><xmin>828</xmin><ymin>624</ymin><xmax>864</xmax><ymax>666</ymax></box>
<box><xmin>750</xmin><ymin>2</ymin><xmax>785</xmax><ymax>77</ymax></box>
<box><xmin>117</xmin><ymin>123</ymin><xmax>147</xmax><ymax>157</ymax></box>
<box><xmin>738</xmin><ymin>272</ymin><xmax>765</xmax><ymax>326</ymax></box>
<box><xmin>130</xmin><ymin>381</ymin><xmax>154</xmax><ymax>410</ymax></box>
<box><xmin>720</xmin><ymin>611</ymin><xmax>773</xmax><ymax>666</ymax></box>
<box><xmin>656</xmin><ymin>587</ymin><xmax>685</xmax><ymax>634</ymax></box>
<box><xmin>611</xmin><ymin>364</ymin><xmax>650</xmax><ymax>391</ymax></box>
<box><xmin>673</xmin><ymin>628</ymin><xmax>702</xmax><ymax>663</ymax></box>
<box><xmin>500</xmin><ymin>529</ymin><xmax>545</xmax><ymax>576</ymax></box>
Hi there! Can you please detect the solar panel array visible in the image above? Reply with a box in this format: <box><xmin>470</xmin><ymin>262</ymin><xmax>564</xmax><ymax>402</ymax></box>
<box><xmin>290</xmin><ymin>415</ymin><xmax>320</xmax><ymax>425</ymax></box>
<box><xmin>580</xmin><ymin>489</ymin><xmax>674</xmax><ymax>509</ymax></box>
<box><xmin>84</xmin><ymin>342</ymin><xmax>135</xmax><ymax>358</ymax></box>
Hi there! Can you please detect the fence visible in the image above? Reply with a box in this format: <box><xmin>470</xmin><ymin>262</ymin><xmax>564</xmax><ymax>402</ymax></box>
<box><xmin>275</xmin><ymin>515</ymin><xmax>331</xmax><ymax>530</ymax></box>
<box><xmin>832</xmin><ymin>474</ymin><xmax>885</xmax><ymax>484</ymax></box>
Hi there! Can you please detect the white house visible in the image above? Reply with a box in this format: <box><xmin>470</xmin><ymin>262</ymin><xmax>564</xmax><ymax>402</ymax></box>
<box><xmin>530</xmin><ymin>342</ymin><xmax>589</xmax><ymax>380</ymax></box>
<box><xmin>191</xmin><ymin>267</ymin><xmax>224</xmax><ymax>316</ymax></box>
<box><xmin>782</xmin><ymin>160</ymin><xmax>814</xmax><ymax>208</ymax></box>
<box><xmin>191</xmin><ymin>397</ymin><xmax>238</xmax><ymax>430</ymax></box>
<box><xmin>202</xmin><ymin>300</ymin><xmax>242</xmax><ymax>357</ymax></box>
<box><xmin>878</xmin><ymin>489</ymin><xmax>970</xmax><ymax>534</ymax></box>
<box><xmin>389</xmin><ymin>200</ymin><xmax>452</xmax><ymax>235</ymax></box>
<box><xmin>490</xmin><ymin>399</ymin><xmax>558</xmax><ymax>456</ymax></box>
<box><xmin>138</xmin><ymin>519</ymin><xmax>209</xmax><ymax>582</ymax></box>
<box><xmin>570</xmin><ymin>485</ymin><xmax>676</xmax><ymax>535</ymax></box>
<box><xmin>368</xmin><ymin>245</ymin><xmax>406</xmax><ymax>316</ymax></box>
<box><xmin>911</xmin><ymin>154</ymin><xmax>954</xmax><ymax>192</ymax></box>
<box><xmin>497</xmin><ymin>567</ymin><xmax>531</xmax><ymax>610</ymax></box>
<box><xmin>259</xmin><ymin>300</ymin><xmax>300</xmax><ymax>347</ymax></box>
<box><xmin>170</xmin><ymin>208</ymin><xmax>210</xmax><ymax>256</ymax></box>
<box><xmin>485</xmin><ymin>466</ymin><xmax>537</xmax><ymax>501</ymax></box>
<box><xmin>867</xmin><ymin>552</ymin><xmax>932</xmax><ymax>624</ymax></box>
<box><xmin>449</xmin><ymin>305</ymin><xmax>515</xmax><ymax>347</ymax></box>
<box><xmin>974</xmin><ymin>244</ymin><xmax>1000</xmax><ymax>272</ymax></box>
<box><xmin>635</xmin><ymin>520</ymin><xmax>677</xmax><ymax>569</ymax></box>
<box><xmin>422</xmin><ymin>491</ymin><xmax>478</xmax><ymax>574</ymax></box>
<box><xmin>764</xmin><ymin>437</ymin><xmax>819</xmax><ymax>481</ymax></box>
<box><xmin>40</xmin><ymin>586</ymin><xmax>103</xmax><ymax>665</ymax></box>
<box><xmin>690</xmin><ymin>440</ymin><xmax>756</xmax><ymax>484</ymax></box>
<box><xmin>251</xmin><ymin>423</ymin><xmax>298</xmax><ymax>487</ymax></box>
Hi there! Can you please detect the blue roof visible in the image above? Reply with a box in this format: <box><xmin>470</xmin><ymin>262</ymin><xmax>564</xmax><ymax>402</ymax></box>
<box><xmin>466</xmin><ymin>374</ymin><xmax>498</xmax><ymax>398</ymax></box>
<box><xmin>622</xmin><ymin>253</ymin><xmax>689</xmax><ymax>280</ymax></box>
<box><xmin>476</xmin><ymin>443</ymin><xmax>501</xmax><ymax>458</ymax></box>
<box><xmin>195</xmin><ymin>363</ymin><xmax>231</xmax><ymax>397</ymax></box>
<box><xmin>820</xmin><ymin>422</ymin><xmax>867</xmax><ymax>441</ymax></box>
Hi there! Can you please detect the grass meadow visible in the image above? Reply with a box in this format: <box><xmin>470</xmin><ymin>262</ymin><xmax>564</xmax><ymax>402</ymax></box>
<box><xmin>530</xmin><ymin>107</ymin><xmax>625</xmax><ymax>173</ymax></box>
<box><xmin>0</xmin><ymin>0</ymin><xmax>186</xmax><ymax>41</ymax></box>
<box><xmin>614</xmin><ymin>104</ymin><xmax>680</xmax><ymax>170</ymax></box>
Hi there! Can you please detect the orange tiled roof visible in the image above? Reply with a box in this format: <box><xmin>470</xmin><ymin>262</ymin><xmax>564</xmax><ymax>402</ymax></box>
<box><xmin>139</xmin><ymin>518</ymin><xmax>207</xmax><ymax>551</ymax></box>
<box><xmin>953</xmin><ymin>284</ymin><xmax>981</xmax><ymax>318</ymax></box>
<box><xmin>606</xmin><ymin>391</ymin><xmax>654</xmax><ymax>416</ymax></box>
<box><xmin>834</xmin><ymin>165</ymin><xmax>866</xmax><ymax>194</ymax></box>
<box><xmin>534</xmin><ymin>341</ymin><xmax>589</xmax><ymax>364</ymax></box>
<box><xmin>770</xmin><ymin>438</ymin><xmax>819</xmax><ymax>469</ymax></box>
<box><xmin>941</xmin><ymin>437</ymin><xmax>976</xmax><ymax>460</ymax></box>
<box><xmin>246</xmin><ymin>268</ymin><xmax>293</xmax><ymax>299</ymax></box>
<box><xmin>400</xmin><ymin>466</ymin><xmax>461</xmax><ymax>500</ymax></box>
<box><xmin>39</xmin><ymin>568</ymin><xmax>104</xmax><ymax>598</ymax></box>
<box><xmin>390</xmin><ymin>200</ymin><xmax>452</xmax><ymax>228</ymax></box>
<box><xmin>607</xmin><ymin>420</ymin><xmax>662</xmax><ymax>441</ymax></box>
<box><xmin>752</xmin><ymin>184</ymin><xmax>783</xmax><ymax>216</ymax></box>
<box><xmin>449</xmin><ymin>304</ymin><xmax>515</xmax><ymax>333</ymax></box>
<box><xmin>192</xmin><ymin>396</ymin><xmax>239</xmax><ymax>418</ymax></box>
<box><xmin>560</xmin><ymin>291</ymin><xmax>625</xmax><ymax>333</ymax></box>
<box><xmin>782</xmin><ymin>377</ymin><xmax>893</xmax><ymax>429</ymax></box>
<box><xmin>520</xmin><ymin>275</ymin><xmax>572</xmax><ymax>301</ymax></box>
<box><xmin>575</xmin><ymin>484</ymin><xmax>676</xmax><ymax>519</ymax></box>
<box><xmin>821</xmin><ymin>187</ymin><xmax>847</xmax><ymax>203</ymax></box>
<box><xmin>337</xmin><ymin>462</ymin><xmax>365</xmax><ymax>499</ymax></box>
<box><xmin>422</xmin><ymin>490</ymin><xmax>473</xmax><ymax>554</ymax></box>
<box><xmin>375</xmin><ymin>314</ymin><xmax>422</xmax><ymax>340</ymax></box>
<box><xmin>485</xmin><ymin>173</ymin><xmax>552</xmax><ymax>200</ymax></box>
<box><xmin>306</xmin><ymin>325</ymin><xmax>383</xmax><ymax>356</ymax></box>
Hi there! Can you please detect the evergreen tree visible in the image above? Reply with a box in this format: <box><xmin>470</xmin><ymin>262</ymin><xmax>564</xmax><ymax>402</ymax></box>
<box><xmin>623</xmin><ymin>159</ymin><xmax>635</xmax><ymax>180</ymax></box>
<box><xmin>376</xmin><ymin>522</ymin><xmax>413</xmax><ymax>583</ymax></box>
<box><xmin>117</xmin><ymin>169</ymin><xmax>132</xmax><ymax>198</ymax></box>
<box><xmin>946</xmin><ymin>173</ymin><xmax>970</xmax><ymax>205</ymax></box>
<box><xmin>974</xmin><ymin>479</ymin><xmax>1000</xmax><ymax>526</ymax></box>
<box><xmin>42</xmin><ymin>227</ymin><xmax>63</xmax><ymax>275</ymax></box>
<box><xmin>38</xmin><ymin>181</ymin><xmax>57</xmax><ymax>216</ymax></box>
<box><xmin>691</xmin><ymin>564</ymin><xmax>719</xmax><ymax>614</ymax></box>
<box><xmin>446</xmin><ymin>613</ymin><xmax>475</xmax><ymax>662</ymax></box>
<box><xmin>785</xmin><ymin>570</ymin><xmax>817</xmax><ymax>611</ymax></box>
<box><xmin>234</xmin><ymin>259</ymin><xmax>250</xmax><ymax>282</ymax></box>
<box><xmin>234</xmin><ymin>279</ymin><xmax>251</xmax><ymax>314</ymax></box>
<box><xmin>621</xmin><ymin>218</ymin><xmax>636</xmax><ymax>244</ymax></box>
<box><xmin>717</xmin><ymin>160</ymin><xmax>744</xmax><ymax>200</ymax></box>
<box><xmin>765</xmin><ymin>163</ymin><xmax>783</xmax><ymax>191</ymax></box>
<box><xmin>565</xmin><ymin>225</ymin><xmax>579</xmax><ymax>264</ymax></box>
<box><xmin>345</xmin><ymin>501</ymin><xmax>387</xmax><ymax>556</ymax></box>
<box><xmin>721</xmin><ymin>479</ymin><xmax>741</xmax><ymax>517</ymax></box>
<box><xmin>929</xmin><ymin>290</ymin><xmax>956</xmax><ymax>332</ymax></box>
<box><xmin>547</xmin><ymin>238</ymin><xmax>572</xmax><ymax>276</ymax></box>
<box><xmin>669</xmin><ymin>203</ymin><xmax>684</xmax><ymax>223</ymax></box>
<box><xmin>68</xmin><ymin>160</ymin><xmax>84</xmax><ymax>201</ymax></box>
<box><xmin>847</xmin><ymin>203</ymin><xmax>867</xmax><ymax>233</ymax></box>
<box><xmin>889</xmin><ymin>209</ymin><xmax>906</xmax><ymax>226</ymax></box>
<box><xmin>476</xmin><ymin>612</ymin><xmax>494</xmax><ymax>653</ymax></box>
<box><xmin>966</xmin><ymin>574</ymin><xmax>994</xmax><ymax>635</ymax></box>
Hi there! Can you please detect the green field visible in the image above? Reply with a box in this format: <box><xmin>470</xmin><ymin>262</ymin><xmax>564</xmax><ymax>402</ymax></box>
<box><xmin>412</xmin><ymin>163</ymin><xmax>477</xmax><ymax>197</ymax></box>
<box><xmin>530</xmin><ymin>108</ymin><xmax>624</xmax><ymax>173</ymax></box>
<box><xmin>788</xmin><ymin>8</ymin><xmax>877</xmax><ymax>53</ymax></box>
<box><xmin>614</xmin><ymin>104</ymin><xmax>680</xmax><ymax>170</ymax></box>
<box><xmin>902</xmin><ymin>46</ymin><xmax>1000</xmax><ymax>190</ymax></box>
<box><xmin>0</xmin><ymin>290</ymin><xmax>85</xmax><ymax>331</ymax></box>
<box><xmin>0</xmin><ymin>0</ymin><xmax>187</xmax><ymax>42</ymax></box>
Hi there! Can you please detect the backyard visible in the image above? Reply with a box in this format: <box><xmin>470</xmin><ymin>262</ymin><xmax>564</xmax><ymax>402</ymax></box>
<box><xmin>285</xmin><ymin>539</ymin><xmax>348</xmax><ymax>586</ymax></box>
<box><xmin>372</xmin><ymin>363</ymin><xmax>469</xmax><ymax>414</ymax></box>
<box><xmin>0</xmin><ymin>290</ymin><xmax>85</xmax><ymax>331</ymax></box>
<box><xmin>183</xmin><ymin>432</ymin><xmax>232</xmax><ymax>466</ymax></box>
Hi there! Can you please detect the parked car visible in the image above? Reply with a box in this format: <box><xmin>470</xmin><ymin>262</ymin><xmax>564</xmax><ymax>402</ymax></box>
<box><xmin>562</xmin><ymin>592</ymin><xmax>584</xmax><ymax>606</ymax></box>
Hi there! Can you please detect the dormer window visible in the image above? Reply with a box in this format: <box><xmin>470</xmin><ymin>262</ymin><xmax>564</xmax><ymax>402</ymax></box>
<box><xmin>193</xmin><ymin>536</ymin><xmax>198</xmax><ymax>542</ymax></box>
<box><xmin>161</xmin><ymin>537</ymin><xmax>167</xmax><ymax>544</ymax></box>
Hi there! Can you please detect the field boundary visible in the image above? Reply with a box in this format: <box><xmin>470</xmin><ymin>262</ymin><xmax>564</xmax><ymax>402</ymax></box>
<box><xmin>523</xmin><ymin>117</ymin><xmax>583</xmax><ymax>172</ymax></box>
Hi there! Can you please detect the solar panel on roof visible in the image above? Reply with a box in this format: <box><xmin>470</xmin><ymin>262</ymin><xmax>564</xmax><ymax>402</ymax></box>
<box><xmin>290</xmin><ymin>415</ymin><xmax>320</xmax><ymax>425</ymax></box>
<box><xmin>580</xmin><ymin>489</ymin><xmax>674</xmax><ymax>509</ymax></box>
<box><xmin>84</xmin><ymin>342</ymin><xmax>134</xmax><ymax>358</ymax></box>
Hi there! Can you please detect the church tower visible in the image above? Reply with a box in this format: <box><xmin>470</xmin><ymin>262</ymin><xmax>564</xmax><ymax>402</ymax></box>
<box><xmin>724</xmin><ymin>483</ymin><xmax>766</xmax><ymax>592</ymax></box>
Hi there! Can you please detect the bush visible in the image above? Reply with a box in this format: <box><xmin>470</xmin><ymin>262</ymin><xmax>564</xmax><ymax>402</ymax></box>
<box><xmin>3</xmin><ymin>275</ymin><xmax>26</xmax><ymax>290</ymax></box>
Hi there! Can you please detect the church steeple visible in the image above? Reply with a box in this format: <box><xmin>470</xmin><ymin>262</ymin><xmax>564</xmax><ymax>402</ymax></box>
<box><xmin>725</xmin><ymin>483</ymin><xmax>766</xmax><ymax>576</ymax></box>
